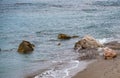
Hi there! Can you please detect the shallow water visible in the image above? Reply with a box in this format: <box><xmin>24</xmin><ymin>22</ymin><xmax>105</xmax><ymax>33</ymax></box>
<box><xmin>0</xmin><ymin>0</ymin><xmax>120</xmax><ymax>78</ymax></box>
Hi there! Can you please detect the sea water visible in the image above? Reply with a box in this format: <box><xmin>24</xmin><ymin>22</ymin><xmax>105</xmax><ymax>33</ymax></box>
<box><xmin>0</xmin><ymin>0</ymin><xmax>120</xmax><ymax>78</ymax></box>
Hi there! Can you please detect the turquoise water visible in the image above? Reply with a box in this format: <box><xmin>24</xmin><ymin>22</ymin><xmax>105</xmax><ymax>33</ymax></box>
<box><xmin>0</xmin><ymin>0</ymin><xmax>120</xmax><ymax>78</ymax></box>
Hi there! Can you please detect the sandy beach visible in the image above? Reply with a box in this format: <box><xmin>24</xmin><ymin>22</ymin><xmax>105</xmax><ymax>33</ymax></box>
<box><xmin>72</xmin><ymin>53</ymin><xmax>120</xmax><ymax>78</ymax></box>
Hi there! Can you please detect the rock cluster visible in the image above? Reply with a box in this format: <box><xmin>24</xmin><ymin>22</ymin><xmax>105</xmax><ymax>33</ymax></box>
<box><xmin>74</xmin><ymin>35</ymin><xmax>119</xmax><ymax>60</ymax></box>
<box><xmin>17</xmin><ymin>35</ymin><xmax>120</xmax><ymax>60</ymax></box>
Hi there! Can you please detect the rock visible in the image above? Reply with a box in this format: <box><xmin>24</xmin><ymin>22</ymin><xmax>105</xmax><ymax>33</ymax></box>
<box><xmin>104</xmin><ymin>41</ymin><xmax>120</xmax><ymax>50</ymax></box>
<box><xmin>77</xmin><ymin>48</ymin><xmax>99</xmax><ymax>60</ymax></box>
<box><xmin>58</xmin><ymin>34</ymin><xmax>71</xmax><ymax>40</ymax></box>
<box><xmin>17</xmin><ymin>40</ymin><xmax>35</xmax><ymax>54</ymax></box>
<box><xmin>74</xmin><ymin>35</ymin><xmax>103</xmax><ymax>50</ymax></box>
<box><xmin>57</xmin><ymin>43</ymin><xmax>61</xmax><ymax>46</ymax></box>
<box><xmin>58</xmin><ymin>33</ymin><xmax>79</xmax><ymax>40</ymax></box>
<box><xmin>103</xmin><ymin>47</ymin><xmax>117</xmax><ymax>60</ymax></box>
<box><xmin>71</xmin><ymin>36</ymin><xmax>79</xmax><ymax>38</ymax></box>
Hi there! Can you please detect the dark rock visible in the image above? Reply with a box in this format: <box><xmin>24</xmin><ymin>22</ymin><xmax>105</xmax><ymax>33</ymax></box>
<box><xmin>71</xmin><ymin>36</ymin><xmax>79</xmax><ymax>38</ymax></box>
<box><xmin>58</xmin><ymin>34</ymin><xmax>71</xmax><ymax>40</ymax></box>
<box><xmin>57</xmin><ymin>43</ymin><xmax>61</xmax><ymax>46</ymax></box>
<box><xmin>104</xmin><ymin>41</ymin><xmax>120</xmax><ymax>50</ymax></box>
<box><xmin>74</xmin><ymin>35</ymin><xmax>103</xmax><ymax>50</ymax></box>
<box><xmin>17</xmin><ymin>40</ymin><xmax>35</xmax><ymax>54</ymax></box>
<box><xmin>57</xmin><ymin>33</ymin><xmax>79</xmax><ymax>40</ymax></box>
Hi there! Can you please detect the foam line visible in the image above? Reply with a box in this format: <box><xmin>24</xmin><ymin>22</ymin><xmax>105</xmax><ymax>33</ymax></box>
<box><xmin>98</xmin><ymin>38</ymin><xmax>107</xmax><ymax>44</ymax></box>
<box><xmin>63</xmin><ymin>60</ymin><xmax>80</xmax><ymax>78</ymax></box>
<box><xmin>34</xmin><ymin>61</ymin><xmax>88</xmax><ymax>78</ymax></box>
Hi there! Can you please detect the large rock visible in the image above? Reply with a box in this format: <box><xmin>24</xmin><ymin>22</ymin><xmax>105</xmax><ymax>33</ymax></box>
<box><xmin>58</xmin><ymin>34</ymin><xmax>71</xmax><ymax>40</ymax></box>
<box><xmin>17</xmin><ymin>40</ymin><xmax>35</xmax><ymax>54</ymax></box>
<box><xmin>74</xmin><ymin>35</ymin><xmax>103</xmax><ymax>50</ymax></box>
<box><xmin>104</xmin><ymin>41</ymin><xmax>120</xmax><ymax>50</ymax></box>
<box><xmin>103</xmin><ymin>47</ymin><xmax>117</xmax><ymax>60</ymax></box>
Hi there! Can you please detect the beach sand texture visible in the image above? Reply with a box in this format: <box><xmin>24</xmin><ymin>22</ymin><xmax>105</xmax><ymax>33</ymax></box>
<box><xmin>72</xmin><ymin>55</ymin><xmax>120</xmax><ymax>78</ymax></box>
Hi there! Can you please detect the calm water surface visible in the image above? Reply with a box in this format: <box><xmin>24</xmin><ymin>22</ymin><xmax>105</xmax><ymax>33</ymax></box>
<box><xmin>0</xmin><ymin>0</ymin><xmax>120</xmax><ymax>78</ymax></box>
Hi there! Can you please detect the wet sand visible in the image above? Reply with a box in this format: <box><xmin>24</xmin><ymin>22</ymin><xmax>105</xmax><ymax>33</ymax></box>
<box><xmin>72</xmin><ymin>57</ymin><xmax>120</xmax><ymax>78</ymax></box>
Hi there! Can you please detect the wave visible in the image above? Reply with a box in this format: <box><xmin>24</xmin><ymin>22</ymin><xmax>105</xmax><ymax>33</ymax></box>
<box><xmin>34</xmin><ymin>60</ymin><xmax>90</xmax><ymax>78</ymax></box>
<box><xmin>82</xmin><ymin>8</ymin><xmax>98</xmax><ymax>13</ymax></box>
<box><xmin>34</xmin><ymin>60</ymin><xmax>93</xmax><ymax>78</ymax></box>
<box><xmin>98</xmin><ymin>38</ymin><xmax>108</xmax><ymax>44</ymax></box>
<box><xmin>93</xmin><ymin>1</ymin><xmax>120</xmax><ymax>7</ymax></box>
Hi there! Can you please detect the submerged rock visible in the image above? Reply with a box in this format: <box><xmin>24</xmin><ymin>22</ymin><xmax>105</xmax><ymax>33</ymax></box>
<box><xmin>71</xmin><ymin>36</ymin><xmax>79</xmax><ymax>38</ymax></box>
<box><xmin>58</xmin><ymin>33</ymin><xmax>79</xmax><ymax>40</ymax></box>
<box><xmin>17</xmin><ymin>40</ymin><xmax>35</xmax><ymax>54</ymax></box>
<box><xmin>57</xmin><ymin>43</ymin><xmax>61</xmax><ymax>46</ymax></box>
<box><xmin>103</xmin><ymin>47</ymin><xmax>117</xmax><ymax>60</ymax></box>
<box><xmin>104</xmin><ymin>41</ymin><xmax>120</xmax><ymax>50</ymax></box>
<box><xmin>74</xmin><ymin>35</ymin><xmax>103</xmax><ymax>50</ymax></box>
<box><xmin>58</xmin><ymin>34</ymin><xmax>71</xmax><ymax>40</ymax></box>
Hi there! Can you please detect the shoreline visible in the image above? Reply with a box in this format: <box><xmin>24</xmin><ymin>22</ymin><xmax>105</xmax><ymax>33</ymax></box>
<box><xmin>72</xmin><ymin>56</ymin><xmax>120</xmax><ymax>78</ymax></box>
<box><xmin>25</xmin><ymin>69</ymin><xmax>48</xmax><ymax>78</ymax></box>
<box><xmin>72</xmin><ymin>39</ymin><xmax>120</xmax><ymax>78</ymax></box>
<box><xmin>25</xmin><ymin>60</ymin><xmax>92</xmax><ymax>78</ymax></box>
<box><xmin>26</xmin><ymin>40</ymin><xmax>120</xmax><ymax>78</ymax></box>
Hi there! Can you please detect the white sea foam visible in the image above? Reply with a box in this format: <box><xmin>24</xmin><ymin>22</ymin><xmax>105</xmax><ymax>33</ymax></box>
<box><xmin>98</xmin><ymin>38</ymin><xmax>117</xmax><ymax>44</ymax></box>
<box><xmin>64</xmin><ymin>61</ymin><xmax>88</xmax><ymax>78</ymax></box>
<box><xmin>98</xmin><ymin>38</ymin><xmax>107</xmax><ymax>44</ymax></box>
<box><xmin>34</xmin><ymin>60</ymin><xmax>91</xmax><ymax>78</ymax></box>
<box><xmin>63</xmin><ymin>60</ymin><xmax>79</xmax><ymax>78</ymax></box>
